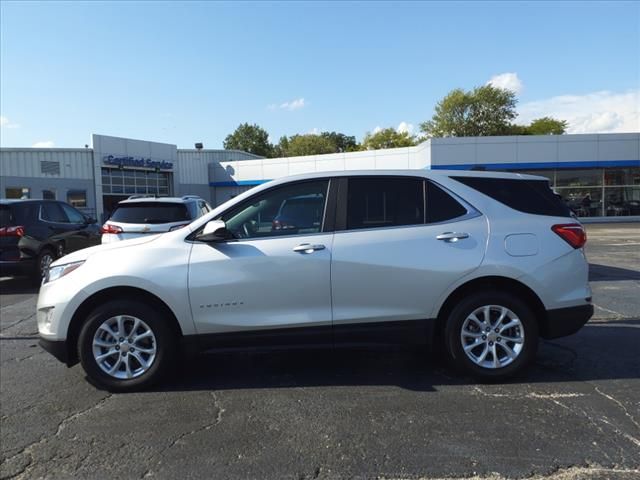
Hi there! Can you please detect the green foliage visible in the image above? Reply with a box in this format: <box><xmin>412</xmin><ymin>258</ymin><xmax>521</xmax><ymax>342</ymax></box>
<box><xmin>280</xmin><ymin>134</ymin><xmax>337</xmax><ymax>157</ymax></box>
<box><xmin>420</xmin><ymin>85</ymin><xmax>518</xmax><ymax>137</ymax></box>
<box><xmin>362</xmin><ymin>128</ymin><xmax>416</xmax><ymax>150</ymax></box>
<box><xmin>320</xmin><ymin>131</ymin><xmax>359</xmax><ymax>152</ymax></box>
<box><xmin>223</xmin><ymin>123</ymin><xmax>273</xmax><ymax>157</ymax></box>
<box><xmin>524</xmin><ymin>117</ymin><xmax>568</xmax><ymax>135</ymax></box>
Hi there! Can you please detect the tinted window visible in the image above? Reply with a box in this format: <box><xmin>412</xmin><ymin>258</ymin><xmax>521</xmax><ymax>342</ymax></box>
<box><xmin>347</xmin><ymin>177</ymin><xmax>424</xmax><ymax>230</ymax></box>
<box><xmin>41</xmin><ymin>202</ymin><xmax>68</xmax><ymax>223</ymax></box>
<box><xmin>110</xmin><ymin>203</ymin><xmax>191</xmax><ymax>224</ymax></box>
<box><xmin>427</xmin><ymin>182</ymin><xmax>468</xmax><ymax>223</ymax></box>
<box><xmin>222</xmin><ymin>180</ymin><xmax>328</xmax><ymax>239</ymax></box>
<box><xmin>61</xmin><ymin>203</ymin><xmax>85</xmax><ymax>224</ymax></box>
<box><xmin>452</xmin><ymin>176</ymin><xmax>572</xmax><ymax>217</ymax></box>
<box><xmin>186</xmin><ymin>202</ymin><xmax>199</xmax><ymax>219</ymax></box>
<box><xmin>0</xmin><ymin>206</ymin><xmax>13</xmax><ymax>226</ymax></box>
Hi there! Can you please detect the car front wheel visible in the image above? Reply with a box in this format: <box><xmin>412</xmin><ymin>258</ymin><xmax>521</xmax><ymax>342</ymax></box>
<box><xmin>78</xmin><ymin>300</ymin><xmax>176</xmax><ymax>392</ymax></box>
<box><xmin>444</xmin><ymin>292</ymin><xmax>539</xmax><ymax>380</ymax></box>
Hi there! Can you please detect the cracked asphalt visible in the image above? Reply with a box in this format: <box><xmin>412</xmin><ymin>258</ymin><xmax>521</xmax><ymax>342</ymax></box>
<box><xmin>1</xmin><ymin>223</ymin><xmax>639</xmax><ymax>479</ymax></box>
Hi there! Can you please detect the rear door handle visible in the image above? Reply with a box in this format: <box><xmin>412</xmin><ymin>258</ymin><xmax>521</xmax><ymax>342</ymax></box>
<box><xmin>436</xmin><ymin>232</ymin><xmax>469</xmax><ymax>242</ymax></box>
<box><xmin>293</xmin><ymin>243</ymin><xmax>326</xmax><ymax>253</ymax></box>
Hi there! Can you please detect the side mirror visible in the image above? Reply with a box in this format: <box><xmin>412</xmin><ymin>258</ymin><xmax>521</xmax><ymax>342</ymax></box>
<box><xmin>196</xmin><ymin>220</ymin><xmax>232</xmax><ymax>242</ymax></box>
<box><xmin>85</xmin><ymin>216</ymin><xmax>97</xmax><ymax>225</ymax></box>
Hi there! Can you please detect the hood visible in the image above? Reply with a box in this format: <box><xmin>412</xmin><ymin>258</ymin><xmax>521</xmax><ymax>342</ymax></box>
<box><xmin>51</xmin><ymin>234</ymin><xmax>162</xmax><ymax>266</ymax></box>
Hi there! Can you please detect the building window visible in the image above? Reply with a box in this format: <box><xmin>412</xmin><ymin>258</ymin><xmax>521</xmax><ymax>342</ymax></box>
<box><xmin>509</xmin><ymin>167</ymin><xmax>639</xmax><ymax>217</ymax></box>
<box><xmin>6</xmin><ymin>187</ymin><xmax>30</xmax><ymax>199</ymax></box>
<box><xmin>42</xmin><ymin>189</ymin><xmax>56</xmax><ymax>200</ymax></box>
<box><xmin>556</xmin><ymin>168</ymin><xmax>603</xmax><ymax>187</ymax></box>
<box><xmin>67</xmin><ymin>190</ymin><xmax>87</xmax><ymax>208</ymax></box>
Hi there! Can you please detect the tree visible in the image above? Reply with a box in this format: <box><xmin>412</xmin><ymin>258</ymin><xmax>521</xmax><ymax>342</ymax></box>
<box><xmin>280</xmin><ymin>134</ymin><xmax>337</xmax><ymax>157</ymax></box>
<box><xmin>524</xmin><ymin>117</ymin><xmax>568</xmax><ymax>135</ymax></box>
<box><xmin>362</xmin><ymin>128</ymin><xmax>416</xmax><ymax>150</ymax></box>
<box><xmin>223</xmin><ymin>123</ymin><xmax>273</xmax><ymax>157</ymax></box>
<box><xmin>320</xmin><ymin>131</ymin><xmax>359</xmax><ymax>152</ymax></box>
<box><xmin>420</xmin><ymin>85</ymin><xmax>518</xmax><ymax>137</ymax></box>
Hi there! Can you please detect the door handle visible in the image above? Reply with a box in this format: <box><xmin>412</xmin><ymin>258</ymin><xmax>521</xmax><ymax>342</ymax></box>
<box><xmin>293</xmin><ymin>243</ymin><xmax>326</xmax><ymax>254</ymax></box>
<box><xmin>436</xmin><ymin>232</ymin><xmax>469</xmax><ymax>242</ymax></box>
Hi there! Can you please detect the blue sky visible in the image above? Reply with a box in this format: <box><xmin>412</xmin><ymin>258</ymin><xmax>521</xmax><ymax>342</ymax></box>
<box><xmin>1</xmin><ymin>1</ymin><xmax>638</xmax><ymax>148</ymax></box>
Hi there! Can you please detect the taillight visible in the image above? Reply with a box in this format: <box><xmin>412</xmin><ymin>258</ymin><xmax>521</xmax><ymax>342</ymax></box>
<box><xmin>552</xmin><ymin>224</ymin><xmax>587</xmax><ymax>249</ymax></box>
<box><xmin>0</xmin><ymin>226</ymin><xmax>25</xmax><ymax>237</ymax></box>
<box><xmin>169</xmin><ymin>224</ymin><xmax>189</xmax><ymax>231</ymax></box>
<box><xmin>100</xmin><ymin>224</ymin><xmax>123</xmax><ymax>234</ymax></box>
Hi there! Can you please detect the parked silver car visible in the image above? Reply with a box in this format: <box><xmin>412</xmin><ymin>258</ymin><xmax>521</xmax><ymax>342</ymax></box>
<box><xmin>100</xmin><ymin>195</ymin><xmax>211</xmax><ymax>243</ymax></box>
<box><xmin>38</xmin><ymin>170</ymin><xmax>593</xmax><ymax>391</ymax></box>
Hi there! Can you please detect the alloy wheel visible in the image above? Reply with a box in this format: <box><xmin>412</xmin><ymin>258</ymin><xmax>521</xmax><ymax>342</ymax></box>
<box><xmin>92</xmin><ymin>315</ymin><xmax>157</xmax><ymax>379</ymax></box>
<box><xmin>460</xmin><ymin>305</ymin><xmax>525</xmax><ymax>369</ymax></box>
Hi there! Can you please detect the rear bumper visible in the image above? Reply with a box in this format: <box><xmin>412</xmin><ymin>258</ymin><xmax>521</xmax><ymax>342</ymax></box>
<box><xmin>0</xmin><ymin>259</ymin><xmax>35</xmax><ymax>277</ymax></box>
<box><xmin>540</xmin><ymin>304</ymin><xmax>594</xmax><ymax>339</ymax></box>
<box><xmin>39</xmin><ymin>337</ymin><xmax>71</xmax><ymax>366</ymax></box>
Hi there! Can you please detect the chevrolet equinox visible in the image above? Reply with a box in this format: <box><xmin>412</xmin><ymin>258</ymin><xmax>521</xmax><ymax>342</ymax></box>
<box><xmin>37</xmin><ymin>170</ymin><xmax>593</xmax><ymax>391</ymax></box>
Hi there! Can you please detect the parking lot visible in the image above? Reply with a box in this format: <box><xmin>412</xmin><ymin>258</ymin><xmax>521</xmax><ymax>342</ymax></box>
<box><xmin>1</xmin><ymin>223</ymin><xmax>639</xmax><ymax>479</ymax></box>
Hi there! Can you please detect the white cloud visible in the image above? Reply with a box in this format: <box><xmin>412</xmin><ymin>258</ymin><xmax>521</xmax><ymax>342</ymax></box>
<box><xmin>0</xmin><ymin>115</ymin><xmax>20</xmax><ymax>129</ymax></box>
<box><xmin>371</xmin><ymin>126</ymin><xmax>383</xmax><ymax>134</ymax></box>
<box><xmin>518</xmin><ymin>89</ymin><xmax>640</xmax><ymax>134</ymax></box>
<box><xmin>32</xmin><ymin>140</ymin><xmax>55</xmax><ymax>148</ymax></box>
<box><xmin>269</xmin><ymin>97</ymin><xmax>306</xmax><ymax>111</ymax></box>
<box><xmin>487</xmin><ymin>72</ymin><xmax>523</xmax><ymax>94</ymax></box>
<box><xmin>307</xmin><ymin>127</ymin><xmax>320</xmax><ymax>135</ymax></box>
<box><xmin>397</xmin><ymin>121</ymin><xmax>415</xmax><ymax>135</ymax></box>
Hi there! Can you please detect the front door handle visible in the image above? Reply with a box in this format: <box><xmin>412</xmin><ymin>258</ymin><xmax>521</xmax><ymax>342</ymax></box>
<box><xmin>436</xmin><ymin>232</ymin><xmax>469</xmax><ymax>242</ymax></box>
<box><xmin>293</xmin><ymin>243</ymin><xmax>326</xmax><ymax>254</ymax></box>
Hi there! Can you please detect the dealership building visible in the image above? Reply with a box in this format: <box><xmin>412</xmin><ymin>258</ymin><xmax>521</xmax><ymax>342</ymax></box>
<box><xmin>1</xmin><ymin>132</ymin><xmax>639</xmax><ymax>221</ymax></box>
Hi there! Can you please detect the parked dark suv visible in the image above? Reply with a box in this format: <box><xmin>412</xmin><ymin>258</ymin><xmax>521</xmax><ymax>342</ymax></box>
<box><xmin>0</xmin><ymin>199</ymin><xmax>101</xmax><ymax>282</ymax></box>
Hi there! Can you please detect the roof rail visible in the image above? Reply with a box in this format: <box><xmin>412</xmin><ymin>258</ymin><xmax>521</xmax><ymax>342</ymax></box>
<box><xmin>127</xmin><ymin>194</ymin><xmax>156</xmax><ymax>200</ymax></box>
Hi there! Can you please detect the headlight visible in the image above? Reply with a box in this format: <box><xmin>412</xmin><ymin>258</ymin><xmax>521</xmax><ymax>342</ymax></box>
<box><xmin>44</xmin><ymin>261</ymin><xmax>85</xmax><ymax>284</ymax></box>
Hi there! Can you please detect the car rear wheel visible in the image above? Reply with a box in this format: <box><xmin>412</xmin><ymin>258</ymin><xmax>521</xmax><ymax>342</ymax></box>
<box><xmin>444</xmin><ymin>291</ymin><xmax>538</xmax><ymax>380</ymax></box>
<box><xmin>78</xmin><ymin>300</ymin><xmax>176</xmax><ymax>392</ymax></box>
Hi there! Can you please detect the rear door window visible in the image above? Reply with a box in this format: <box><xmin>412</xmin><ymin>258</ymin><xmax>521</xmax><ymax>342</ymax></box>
<box><xmin>110</xmin><ymin>203</ymin><xmax>191</xmax><ymax>224</ymax></box>
<box><xmin>452</xmin><ymin>176</ymin><xmax>572</xmax><ymax>217</ymax></box>
<box><xmin>41</xmin><ymin>202</ymin><xmax>68</xmax><ymax>223</ymax></box>
<box><xmin>346</xmin><ymin>177</ymin><xmax>424</xmax><ymax>230</ymax></box>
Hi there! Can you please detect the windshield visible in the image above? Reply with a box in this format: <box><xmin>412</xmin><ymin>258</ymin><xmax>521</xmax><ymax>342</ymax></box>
<box><xmin>110</xmin><ymin>202</ymin><xmax>190</xmax><ymax>224</ymax></box>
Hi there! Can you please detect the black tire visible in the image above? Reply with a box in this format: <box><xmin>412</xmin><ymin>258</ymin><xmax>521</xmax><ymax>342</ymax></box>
<box><xmin>32</xmin><ymin>248</ymin><xmax>55</xmax><ymax>285</ymax></box>
<box><xmin>78</xmin><ymin>300</ymin><xmax>177</xmax><ymax>392</ymax></box>
<box><xmin>444</xmin><ymin>291</ymin><xmax>539</xmax><ymax>380</ymax></box>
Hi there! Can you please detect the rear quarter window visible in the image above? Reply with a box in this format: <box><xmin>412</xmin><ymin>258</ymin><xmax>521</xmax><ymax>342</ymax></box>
<box><xmin>452</xmin><ymin>176</ymin><xmax>572</xmax><ymax>217</ymax></box>
<box><xmin>0</xmin><ymin>206</ymin><xmax>12</xmax><ymax>226</ymax></box>
<box><xmin>110</xmin><ymin>203</ymin><xmax>191</xmax><ymax>224</ymax></box>
<box><xmin>1</xmin><ymin>203</ymin><xmax>39</xmax><ymax>225</ymax></box>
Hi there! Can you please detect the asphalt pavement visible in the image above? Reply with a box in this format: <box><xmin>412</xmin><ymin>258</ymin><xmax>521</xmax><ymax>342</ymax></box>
<box><xmin>1</xmin><ymin>223</ymin><xmax>639</xmax><ymax>479</ymax></box>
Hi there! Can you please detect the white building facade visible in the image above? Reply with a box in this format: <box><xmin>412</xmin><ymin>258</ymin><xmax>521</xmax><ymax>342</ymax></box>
<box><xmin>1</xmin><ymin>132</ymin><xmax>639</xmax><ymax>220</ymax></box>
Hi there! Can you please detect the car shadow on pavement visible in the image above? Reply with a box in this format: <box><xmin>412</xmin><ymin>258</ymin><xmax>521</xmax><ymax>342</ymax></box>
<box><xmin>589</xmin><ymin>263</ymin><xmax>640</xmax><ymax>281</ymax></box>
<box><xmin>139</xmin><ymin>320</ymin><xmax>639</xmax><ymax>393</ymax></box>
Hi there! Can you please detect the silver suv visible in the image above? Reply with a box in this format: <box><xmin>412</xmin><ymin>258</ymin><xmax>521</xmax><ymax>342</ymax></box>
<box><xmin>100</xmin><ymin>195</ymin><xmax>211</xmax><ymax>243</ymax></box>
<box><xmin>38</xmin><ymin>170</ymin><xmax>593</xmax><ymax>391</ymax></box>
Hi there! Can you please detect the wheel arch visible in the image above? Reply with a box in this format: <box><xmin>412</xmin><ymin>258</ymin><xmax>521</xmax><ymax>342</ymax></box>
<box><xmin>65</xmin><ymin>286</ymin><xmax>183</xmax><ymax>366</ymax></box>
<box><xmin>434</xmin><ymin>276</ymin><xmax>548</xmax><ymax>342</ymax></box>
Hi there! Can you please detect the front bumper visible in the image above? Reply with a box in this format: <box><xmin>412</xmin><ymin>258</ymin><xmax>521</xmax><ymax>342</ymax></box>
<box><xmin>39</xmin><ymin>338</ymin><xmax>70</xmax><ymax>365</ymax></box>
<box><xmin>540</xmin><ymin>304</ymin><xmax>594</xmax><ymax>339</ymax></box>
